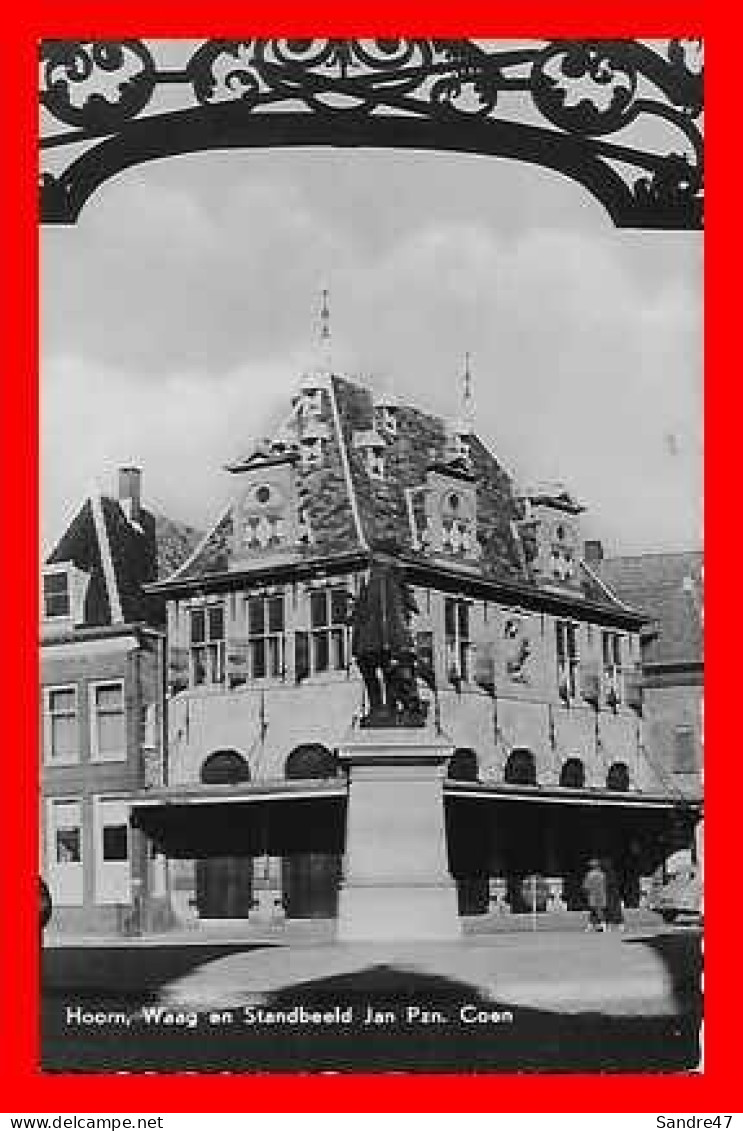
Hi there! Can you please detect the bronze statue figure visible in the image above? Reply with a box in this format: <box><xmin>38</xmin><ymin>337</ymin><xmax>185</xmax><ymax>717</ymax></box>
<box><xmin>351</xmin><ymin>560</ymin><xmax>428</xmax><ymax>728</ymax></box>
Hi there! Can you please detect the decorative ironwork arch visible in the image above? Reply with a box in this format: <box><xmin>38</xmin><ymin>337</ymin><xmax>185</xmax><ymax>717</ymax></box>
<box><xmin>40</xmin><ymin>38</ymin><xmax>703</xmax><ymax>228</ymax></box>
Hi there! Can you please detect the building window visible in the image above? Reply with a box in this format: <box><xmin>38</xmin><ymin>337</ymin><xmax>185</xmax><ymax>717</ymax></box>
<box><xmin>560</xmin><ymin>758</ymin><xmax>586</xmax><ymax>788</ymax></box>
<box><xmin>43</xmin><ymin>569</ymin><xmax>70</xmax><ymax>619</ymax></box>
<box><xmin>47</xmin><ymin>799</ymin><xmax>83</xmax><ymax>905</ymax></box>
<box><xmin>44</xmin><ymin>686</ymin><xmax>79</xmax><ymax>764</ymax></box>
<box><xmin>90</xmin><ymin>681</ymin><xmax>126</xmax><ymax>761</ymax></box>
<box><xmin>103</xmin><ymin>824</ymin><xmax>128</xmax><ymax>861</ymax></box>
<box><xmin>555</xmin><ymin>621</ymin><xmax>579</xmax><ymax>702</ymax></box>
<box><xmin>306</xmin><ymin>587</ymin><xmax>349</xmax><ymax>676</ymax></box>
<box><xmin>95</xmin><ymin>799</ymin><xmax>131</xmax><ymax>904</ymax></box>
<box><xmin>367</xmin><ymin>449</ymin><xmax>385</xmax><ymax>481</ymax></box>
<box><xmin>300</xmin><ymin>435</ymin><xmax>324</xmax><ymax>472</ymax></box>
<box><xmin>374</xmin><ymin>404</ymin><xmax>397</xmax><ymax>437</ymax></box>
<box><xmin>607</xmin><ymin>762</ymin><xmax>630</xmax><ymax>792</ymax></box>
<box><xmin>602</xmin><ymin>631</ymin><xmax>624</xmax><ymax>707</ymax></box>
<box><xmin>190</xmin><ymin>604</ymin><xmax>225</xmax><ymax>686</ymax></box>
<box><xmin>445</xmin><ymin>598</ymin><xmax>471</xmax><ymax>682</ymax></box>
<box><xmin>504</xmin><ymin>749</ymin><xmax>537</xmax><ymax>786</ymax></box>
<box><xmin>247</xmin><ymin>594</ymin><xmax>285</xmax><ymax>680</ymax></box>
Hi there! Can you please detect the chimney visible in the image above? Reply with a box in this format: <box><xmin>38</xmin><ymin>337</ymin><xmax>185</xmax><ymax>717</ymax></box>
<box><xmin>118</xmin><ymin>466</ymin><xmax>142</xmax><ymax>524</ymax></box>
<box><xmin>584</xmin><ymin>539</ymin><xmax>604</xmax><ymax>563</ymax></box>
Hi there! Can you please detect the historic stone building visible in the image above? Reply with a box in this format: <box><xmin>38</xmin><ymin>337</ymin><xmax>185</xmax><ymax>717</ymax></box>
<box><xmin>127</xmin><ymin>368</ymin><xmax>701</xmax><ymax>927</ymax></box>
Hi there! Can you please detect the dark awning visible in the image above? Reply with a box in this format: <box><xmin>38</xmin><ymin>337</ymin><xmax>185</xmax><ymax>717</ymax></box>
<box><xmin>444</xmin><ymin>779</ymin><xmax>703</xmax><ymax>812</ymax></box>
<box><xmin>130</xmin><ymin>779</ymin><xmax>347</xmax><ymax>858</ymax></box>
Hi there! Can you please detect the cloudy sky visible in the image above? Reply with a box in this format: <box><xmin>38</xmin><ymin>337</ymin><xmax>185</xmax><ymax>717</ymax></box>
<box><xmin>41</xmin><ymin>74</ymin><xmax>702</xmax><ymax>557</ymax></box>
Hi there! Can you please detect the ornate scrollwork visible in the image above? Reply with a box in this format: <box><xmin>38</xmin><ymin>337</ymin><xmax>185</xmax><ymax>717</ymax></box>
<box><xmin>39</xmin><ymin>38</ymin><xmax>704</xmax><ymax>228</ymax></box>
<box><xmin>633</xmin><ymin>153</ymin><xmax>703</xmax><ymax>228</ymax></box>
<box><xmin>40</xmin><ymin>39</ymin><xmax>156</xmax><ymax>130</ymax></box>
<box><xmin>667</xmin><ymin>38</ymin><xmax>704</xmax><ymax>114</ymax></box>
<box><xmin>531</xmin><ymin>42</ymin><xmax>638</xmax><ymax>136</ymax></box>
<box><xmin>188</xmin><ymin>38</ymin><xmax>439</xmax><ymax>112</ymax></box>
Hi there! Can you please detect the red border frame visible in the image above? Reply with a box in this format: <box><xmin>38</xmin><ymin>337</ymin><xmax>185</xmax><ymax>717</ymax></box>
<box><xmin>3</xmin><ymin>0</ymin><xmax>730</xmax><ymax>1111</ymax></box>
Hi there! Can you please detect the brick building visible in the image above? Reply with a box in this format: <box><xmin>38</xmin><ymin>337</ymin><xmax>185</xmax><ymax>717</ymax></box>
<box><xmin>40</xmin><ymin>469</ymin><xmax>200</xmax><ymax>934</ymax></box>
<box><xmin>592</xmin><ymin>550</ymin><xmax>704</xmax><ymax>870</ymax></box>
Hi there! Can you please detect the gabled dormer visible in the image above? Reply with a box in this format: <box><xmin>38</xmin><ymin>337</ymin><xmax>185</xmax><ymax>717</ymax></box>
<box><xmin>444</xmin><ymin>423</ymin><xmax>472</xmax><ymax>470</ymax></box>
<box><xmin>517</xmin><ymin>482</ymin><xmax>584</xmax><ymax>592</ymax></box>
<box><xmin>294</xmin><ymin>371</ymin><xmax>326</xmax><ymax>423</ymax></box>
<box><xmin>41</xmin><ymin>561</ymin><xmax>90</xmax><ymax>632</ymax></box>
<box><xmin>299</xmin><ymin>418</ymin><xmax>329</xmax><ymax>472</ymax></box>
<box><xmin>373</xmin><ymin>392</ymin><xmax>398</xmax><ymax>439</ymax></box>
<box><xmin>420</xmin><ymin>461</ymin><xmax>480</xmax><ymax>562</ymax></box>
<box><xmin>353</xmin><ymin>428</ymin><xmax>386</xmax><ymax>481</ymax></box>
<box><xmin>227</xmin><ymin>449</ymin><xmax>306</xmax><ymax>567</ymax></box>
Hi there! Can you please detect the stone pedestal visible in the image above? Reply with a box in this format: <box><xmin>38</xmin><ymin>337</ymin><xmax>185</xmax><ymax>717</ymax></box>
<box><xmin>337</xmin><ymin>727</ymin><xmax>460</xmax><ymax>942</ymax></box>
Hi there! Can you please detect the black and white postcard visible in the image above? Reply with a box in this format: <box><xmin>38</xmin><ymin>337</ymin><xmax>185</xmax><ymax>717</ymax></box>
<box><xmin>39</xmin><ymin>38</ymin><xmax>703</xmax><ymax>1073</ymax></box>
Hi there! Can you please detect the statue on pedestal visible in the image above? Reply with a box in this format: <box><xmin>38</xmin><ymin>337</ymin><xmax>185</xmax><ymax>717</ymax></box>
<box><xmin>351</xmin><ymin>560</ymin><xmax>428</xmax><ymax>728</ymax></box>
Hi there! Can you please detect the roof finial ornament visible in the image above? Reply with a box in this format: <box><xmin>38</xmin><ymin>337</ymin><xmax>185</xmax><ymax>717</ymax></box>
<box><xmin>318</xmin><ymin>286</ymin><xmax>332</xmax><ymax>373</ymax></box>
<box><xmin>461</xmin><ymin>350</ymin><xmax>474</xmax><ymax>433</ymax></box>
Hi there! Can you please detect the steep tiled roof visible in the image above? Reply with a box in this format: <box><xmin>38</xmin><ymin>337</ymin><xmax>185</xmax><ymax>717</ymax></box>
<box><xmin>335</xmin><ymin>378</ymin><xmax>524</xmax><ymax>579</ymax></box>
<box><xmin>45</xmin><ymin>496</ymin><xmax>201</xmax><ymax>629</ymax></box>
<box><xmin>46</xmin><ymin>500</ymin><xmax>111</xmax><ymax>626</ymax></box>
<box><xmin>594</xmin><ymin>552</ymin><xmax>703</xmax><ymax>667</ymax></box>
<box><xmin>162</xmin><ymin>374</ymin><xmax>636</xmax><ymax>618</ymax></box>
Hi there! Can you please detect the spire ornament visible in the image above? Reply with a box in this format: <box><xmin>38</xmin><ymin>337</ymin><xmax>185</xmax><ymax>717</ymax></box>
<box><xmin>318</xmin><ymin>286</ymin><xmax>333</xmax><ymax>374</ymax></box>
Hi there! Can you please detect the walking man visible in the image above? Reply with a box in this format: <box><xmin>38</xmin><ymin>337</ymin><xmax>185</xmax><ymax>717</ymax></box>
<box><xmin>582</xmin><ymin>858</ymin><xmax>607</xmax><ymax>932</ymax></box>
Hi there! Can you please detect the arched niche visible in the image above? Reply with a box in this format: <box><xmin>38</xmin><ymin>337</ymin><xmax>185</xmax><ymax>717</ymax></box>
<box><xmin>504</xmin><ymin>748</ymin><xmax>537</xmax><ymax>786</ymax></box>
<box><xmin>200</xmin><ymin>749</ymin><xmax>251</xmax><ymax>785</ymax></box>
<box><xmin>285</xmin><ymin>743</ymin><xmax>340</xmax><ymax>780</ymax></box>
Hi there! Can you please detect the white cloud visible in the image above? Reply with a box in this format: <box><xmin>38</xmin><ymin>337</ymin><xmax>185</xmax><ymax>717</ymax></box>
<box><xmin>41</xmin><ymin>354</ymin><xmax>298</xmax><ymax>553</ymax></box>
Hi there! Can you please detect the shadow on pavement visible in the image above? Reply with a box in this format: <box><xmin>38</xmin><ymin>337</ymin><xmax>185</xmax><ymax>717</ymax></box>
<box><xmin>622</xmin><ymin>931</ymin><xmax>703</xmax><ymax>1012</ymax></box>
<box><xmin>42</xmin><ymin>955</ymin><xmax>702</xmax><ymax>1073</ymax></box>
<box><xmin>42</xmin><ymin>943</ymin><xmax>270</xmax><ymax>1001</ymax></box>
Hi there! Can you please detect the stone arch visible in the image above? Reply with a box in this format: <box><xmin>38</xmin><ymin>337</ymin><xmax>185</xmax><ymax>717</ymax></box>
<box><xmin>559</xmin><ymin>757</ymin><xmax>586</xmax><ymax>789</ymax></box>
<box><xmin>285</xmin><ymin>743</ymin><xmax>340</xmax><ymax>780</ymax></box>
<box><xmin>504</xmin><ymin>748</ymin><xmax>537</xmax><ymax>786</ymax></box>
<box><xmin>447</xmin><ymin>747</ymin><xmax>479</xmax><ymax>782</ymax></box>
<box><xmin>607</xmin><ymin>762</ymin><xmax>631</xmax><ymax>791</ymax></box>
<box><xmin>200</xmin><ymin>749</ymin><xmax>251</xmax><ymax>785</ymax></box>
